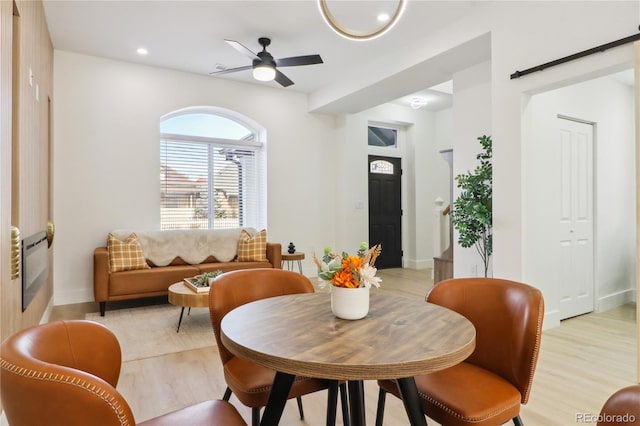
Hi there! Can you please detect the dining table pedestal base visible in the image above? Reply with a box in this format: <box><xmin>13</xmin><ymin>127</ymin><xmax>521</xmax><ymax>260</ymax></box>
<box><xmin>259</xmin><ymin>373</ymin><xmax>427</xmax><ymax>426</ymax></box>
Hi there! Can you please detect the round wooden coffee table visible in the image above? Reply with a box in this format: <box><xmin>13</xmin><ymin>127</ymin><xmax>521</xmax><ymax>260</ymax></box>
<box><xmin>167</xmin><ymin>282</ymin><xmax>209</xmax><ymax>332</ymax></box>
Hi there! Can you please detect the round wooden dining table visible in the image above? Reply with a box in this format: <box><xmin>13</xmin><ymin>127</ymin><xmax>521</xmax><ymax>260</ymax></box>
<box><xmin>221</xmin><ymin>292</ymin><xmax>476</xmax><ymax>426</ymax></box>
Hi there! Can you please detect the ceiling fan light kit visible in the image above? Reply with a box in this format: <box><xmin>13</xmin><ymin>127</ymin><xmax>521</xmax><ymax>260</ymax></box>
<box><xmin>317</xmin><ymin>0</ymin><xmax>406</xmax><ymax>41</ymax></box>
<box><xmin>253</xmin><ymin>63</ymin><xmax>276</xmax><ymax>81</ymax></box>
<box><xmin>210</xmin><ymin>37</ymin><xmax>323</xmax><ymax>87</ymax></box>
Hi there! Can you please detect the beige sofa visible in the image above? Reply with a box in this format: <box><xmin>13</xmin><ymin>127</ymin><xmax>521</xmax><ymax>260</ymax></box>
<box><xmin>94</xmin><ymin>228</ymin><xmax>281</xmax><ymax>315</ymax></box>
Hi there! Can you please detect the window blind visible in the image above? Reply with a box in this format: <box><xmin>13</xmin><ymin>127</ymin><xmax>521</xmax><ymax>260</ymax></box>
<box><xmin>160</xmin><ymin>136</ymin><xmax>265</xmax><ymax>231</ymax></box>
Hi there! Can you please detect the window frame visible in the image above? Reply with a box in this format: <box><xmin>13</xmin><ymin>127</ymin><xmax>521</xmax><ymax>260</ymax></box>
<box><xmin>367</xmin><ymin>124</ymin><xmax>399</xmax><ymax>148</ymax></box>
<box><xmin>159</xmin><ymin>107</ymin><xmax>267</xmax><ymax>231</ymax></box>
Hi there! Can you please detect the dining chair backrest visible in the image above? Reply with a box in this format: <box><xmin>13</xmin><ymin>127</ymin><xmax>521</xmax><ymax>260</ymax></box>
<box><xmin>597</xmin><ymin>385</ymin><xmax>640</xmax><ymax>426</ymax></box>
<box><xmin>209</xmin><ymin>268</ymin><xmax>315</xmax><ymax>365</ymax></box>
<box><xmin>0</xmin><ymin>320</ymin><xmax>135</xmax><ymax>426</ymax></box>
<box><xmin>426</xmin><ymin>277</ymin><xmax>544</xmax><ymax>404</ymax></box>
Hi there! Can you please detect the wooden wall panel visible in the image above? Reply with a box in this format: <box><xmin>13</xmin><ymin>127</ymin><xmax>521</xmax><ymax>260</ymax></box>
<box><xmin>0</xmin><ymin>0</ymin><xmax>54</xmax><ymax>347</ymax></box>
<box><xmin>1</xmin><ymin>1</ymin><xmax>16</xmax><ymax>345</ymax></box>
<box><xmin>635</xmin><ymin>41</ymin><xmax>640</xmax><ymax>384</ymax></box>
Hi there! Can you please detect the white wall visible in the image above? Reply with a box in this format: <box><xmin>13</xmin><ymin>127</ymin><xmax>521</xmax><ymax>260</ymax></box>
<box><xmin>488</xmin><ymin>1</ymin><xmax>637</xmax><ymax>282</ymax></box>
<box><xmin>51</xmin><ymin>1</ymin><xmax>640</xmax><ymax>316</ymax></box>
<box><xmin>318</xmin><ymin>0</ymin><xmax>638</xmax><ymax>284</ymax></box>
<box><xmin>452</xmin><ymin>61</ymin><xmax>492</xmax><ymax>277</ymax></box>
<box><xmin>435</xmin><ymin>108</ymin><xmax>453</xmax><ymax>154</ymax></box>
<box><xmin>53</xmin><ymin>51</ymin><xmax>339</xmax><ymax>304</ymax></box>
<box><xmin>523</xmin><ymin>74</ymin><xmax>636</xmax><ymax>328</ymax></box>
<box><xmin>53</xmin><ymin>51</ymin><xmax>451</xmax><ymax>304</ymax></box>
<box><xmin>333</xmin><ymin>102</ymin><xmax>449</xmax><ymax>271</ymax></box>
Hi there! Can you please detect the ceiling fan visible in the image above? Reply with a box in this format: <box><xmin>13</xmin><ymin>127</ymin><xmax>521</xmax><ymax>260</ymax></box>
<box><xmin>210</xmin><ymin>37</ymin><xmax>323</xmax><ymax>87</ymax></box>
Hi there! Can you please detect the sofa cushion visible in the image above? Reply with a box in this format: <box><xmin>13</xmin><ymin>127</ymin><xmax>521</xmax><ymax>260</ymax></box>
<box><xmin>107</xmin><ymin>233</ymin><xmax>151</xmax><ymax>273</ymax></box>
<box><xmin>109</xmin><ymin>265</ymin><xmax>200</xmax><ymax>297</ymax></box>
<box><xmin>237</xmin><ymin>229</ymin><xmax>268</xmax><ymax>262</ymax></box>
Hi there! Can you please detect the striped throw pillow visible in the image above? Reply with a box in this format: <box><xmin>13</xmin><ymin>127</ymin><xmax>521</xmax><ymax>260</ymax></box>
<box><xmin>107</xmin><ymin>233</ymin><xmax>151</xmax><ymax>273</ymax></box>
<box><xmin>237</xmin><ymin>229</ymin><xmax>268</xmax><ymax>262</ymax></box>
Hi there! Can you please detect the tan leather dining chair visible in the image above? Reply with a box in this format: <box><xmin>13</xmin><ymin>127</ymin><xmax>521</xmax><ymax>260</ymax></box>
<box><xmin>597</xmin><ymin>385</ymin><xmax>640</xmax><ymax>426</ymax></box>
<box><xmin>209</xmin><ymin>268</ymin><xmax>348</xmax><ymax>426</ymax></box>
<box><xmin>376</xmin><ymin>277</ymin><xmax>544</xmax><ymax>426</ymax></box>
<box><xmin>0</xmin><ymin>319</ymin><xmax>246</xmax><ymax>426</ymax></box>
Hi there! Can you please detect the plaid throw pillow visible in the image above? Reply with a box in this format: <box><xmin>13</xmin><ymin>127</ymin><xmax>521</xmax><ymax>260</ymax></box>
<box><xmin>237</xmin><ymin>229</ymin><xmax>268</xmax><ymax>262</ymax></box>
<box><xmin>107</xmin><ymin>233</ymin><xmax>150</xmax><ymax>273</ymax></box>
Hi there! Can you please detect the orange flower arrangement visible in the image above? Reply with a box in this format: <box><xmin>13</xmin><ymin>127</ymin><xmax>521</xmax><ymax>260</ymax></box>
<box><xmin>314</xmin><ymin>244</ymin><xmax>382</xmax><ymax>289</ymax></box>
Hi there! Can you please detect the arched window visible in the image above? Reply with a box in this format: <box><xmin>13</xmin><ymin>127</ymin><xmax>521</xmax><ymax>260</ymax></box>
<box><xmin>370</xmin><ymin>159</ymin><xmax>394</xmax><ymax>175</ymax></box>
<box><xmin>159</xmin><ymin>107</ymin><xmax>266</xmax><ymax>230</ymax></box>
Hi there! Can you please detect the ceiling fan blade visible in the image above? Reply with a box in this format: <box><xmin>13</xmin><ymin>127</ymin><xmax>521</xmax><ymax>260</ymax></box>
<box><xmin>276</xmin><ymin>54</ymin><xmax>323</xmax><ymax>67</ymax></box>
<box><xmin>224</xmin><ymin>39</ymin><xmax>260</xmax><ymax>61</ymax></box>
<box><xmin>209</xmin><ymin>65</ymin><xmax>252</xmax><ymax>75</ymax></box>
<box><xmin>274</xmin><ymin>70</ymin><xmax>294</xmax><ymax>87</ymax></box>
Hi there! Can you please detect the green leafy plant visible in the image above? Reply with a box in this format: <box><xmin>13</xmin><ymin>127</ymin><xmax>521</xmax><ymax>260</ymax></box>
<box><xmin>450</xmin><ymin>135</ymin><xmax>492</xmax><ymax>277</ymax></box>
<box><xmin>193</xmin><ymin>270</ymin><xmax>223</xmax><ymax>287</ymax></box>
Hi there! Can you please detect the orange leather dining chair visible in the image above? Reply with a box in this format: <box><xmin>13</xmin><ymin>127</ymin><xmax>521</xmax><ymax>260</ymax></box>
<box><xmin>376</xmin><ymin>277</ymin><xmax>544</xmax><ymax>426</ymax></box>
<box><xmin>0</xmin><ymin>319</ymin><xmax>246</xmax><ymax>426</ymax></box>
<box><xmin>209</xmin><ymin>268</ymin><xmax>349</xmax><ymax>426</ymax></box>
<box><xmin>597</xmin><ymin>385</ymin><xmax>640</xmax><ymax>426</ymax></box>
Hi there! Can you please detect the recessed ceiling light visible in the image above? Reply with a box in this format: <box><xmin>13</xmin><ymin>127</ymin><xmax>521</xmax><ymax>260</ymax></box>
<box><xmin>136</xmin><ymin>47</ymin><xmax>148</xmax><ymax>55</ymax></box>
<box><xmin>377</xmin><ymin>13</ymin><xmax>390</xmax><ymax>22</ymax></box>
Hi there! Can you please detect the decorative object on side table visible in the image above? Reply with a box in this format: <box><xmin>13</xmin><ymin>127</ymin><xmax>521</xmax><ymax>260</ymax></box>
<box><xmin>314</xmin><ymin>243</ymin><xmax>382</xmax><ymax>320</ymax></box>
<box><xmin>287</xmin><ymin>242</ymin><xmax>296</xmax><ymax>254</ymax></box>
<box><xmin>183</xmin><ymin>270</ymin><xmax>223</xmax><ymax>293</ymax></box>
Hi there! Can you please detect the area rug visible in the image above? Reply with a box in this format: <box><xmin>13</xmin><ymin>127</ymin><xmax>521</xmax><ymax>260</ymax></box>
<box><xmin>85</xmin><ymin>304</ymin><xmax>215</xmax><ymax>362</ymax></box>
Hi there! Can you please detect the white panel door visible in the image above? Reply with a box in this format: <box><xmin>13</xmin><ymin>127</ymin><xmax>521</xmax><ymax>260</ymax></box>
<box><xmin>558</xmin><ymin>118</ymin><xmax>595</xmax><ymax>320</ymax></box>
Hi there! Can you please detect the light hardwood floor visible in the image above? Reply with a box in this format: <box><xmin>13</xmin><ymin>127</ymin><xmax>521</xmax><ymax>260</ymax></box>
<box><xmin>49</xmin><ymin>269</ymin><xmax>637</xmax><ymax>425</ymax></box>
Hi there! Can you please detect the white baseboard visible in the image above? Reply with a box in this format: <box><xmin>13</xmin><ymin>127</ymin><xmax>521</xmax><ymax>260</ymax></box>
<box><xmin>543</xmin><ymin>309</ymin><xmax>561</xmax><ymax>330</ymax></box>
<box><xmin>596</xmin><ymin>288</ymin><xmax>636</xmax><ymax>313</ymax></box>
<box><xmin>403</xmin><ymin>258</ymin><xmax>433</xmax><ymax>270</ymax></box>
<box><xmin>53</xmin><ymin>288</ymin><xmax>94</xmax><ymax>305</ymax></box>
<box><xmin>40</xmin><ymin>297</ymin><xmax>55</xmax><ymax>324</ymax></box>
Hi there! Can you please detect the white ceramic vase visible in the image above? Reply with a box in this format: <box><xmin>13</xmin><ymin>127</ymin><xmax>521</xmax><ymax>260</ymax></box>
<box><xmin>331</xmin><ymin>285</ymin><xmax>370</xmax><ymax>320</ymax></box>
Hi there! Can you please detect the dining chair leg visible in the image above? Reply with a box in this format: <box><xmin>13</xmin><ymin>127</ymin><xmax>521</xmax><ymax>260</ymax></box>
<box><xmin>513</xmin><ymin>415</ymin><xmax>524</xmax><ymax>426</ymax></box>
<box><xmin>223</xmin><ymin>386</ymin><xmax>232</xmax><ymax>401</ymax></box>
<box><xmin>252</xmin><ymin>407</ymin><xmax>260</xmax><ymax>426</ymax></box>
<box><xmin>296</xmin><ymin>396</ymin><xmax>304</xmax><ymax>419</ymax></box>
<box><xmin>375</xmin><ymin>388</ymin><xmax>387</xmax><ymax>426</ymax></box>
<box><xmin>326</xmin><ymin>381</ymin><xmax>339</xmax><ymax>426</ymax></box>
<box><xmin>339</xmin><ymin>383</ymin><xmax>350</xmax><ymax>426</ymax></box>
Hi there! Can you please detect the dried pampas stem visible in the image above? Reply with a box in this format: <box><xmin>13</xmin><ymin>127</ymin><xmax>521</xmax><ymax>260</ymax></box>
<box><xmin>312</xmin><ymin>253</ymin><xmax>323</xmax><ymax>270</ymax></box>
<box><xmin>363</xmin><ymin>244</ymin><xmax>382</xmax><ymax>266</ymax></box>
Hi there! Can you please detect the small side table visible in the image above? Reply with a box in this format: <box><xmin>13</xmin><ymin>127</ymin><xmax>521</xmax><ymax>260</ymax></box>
<box><xmin>281</xmin><ymin>252</ymin><xmax>305</xmax><ymax>274</ymax></box>
<box><xmin>167</xmin><ymin>282</ymin><xmax>209</xmax><ymax>332</ymax></box>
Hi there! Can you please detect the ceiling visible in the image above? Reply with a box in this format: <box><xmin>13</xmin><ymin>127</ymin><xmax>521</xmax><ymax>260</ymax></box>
<box><xmin>42</xmin><ymin>0</ymin><xmax>473</xmax><ymax>111</ymax></box>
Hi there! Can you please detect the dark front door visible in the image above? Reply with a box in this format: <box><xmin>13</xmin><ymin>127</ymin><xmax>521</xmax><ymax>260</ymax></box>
<box><xmin>368</xmin><ymin>156</ymin><xmax>402</xmax><ymax>269</ymax></box>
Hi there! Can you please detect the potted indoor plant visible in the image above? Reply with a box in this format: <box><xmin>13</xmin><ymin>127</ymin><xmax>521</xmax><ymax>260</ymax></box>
<box><xmin>450</xmin><ymin>135</ymin><xmax>492</xmax><ymax>277</ymax></box>
<box><xmin>313</xmin><ymin>243</ymin><xmax>382</xmax><ymax>320</ymax></box>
